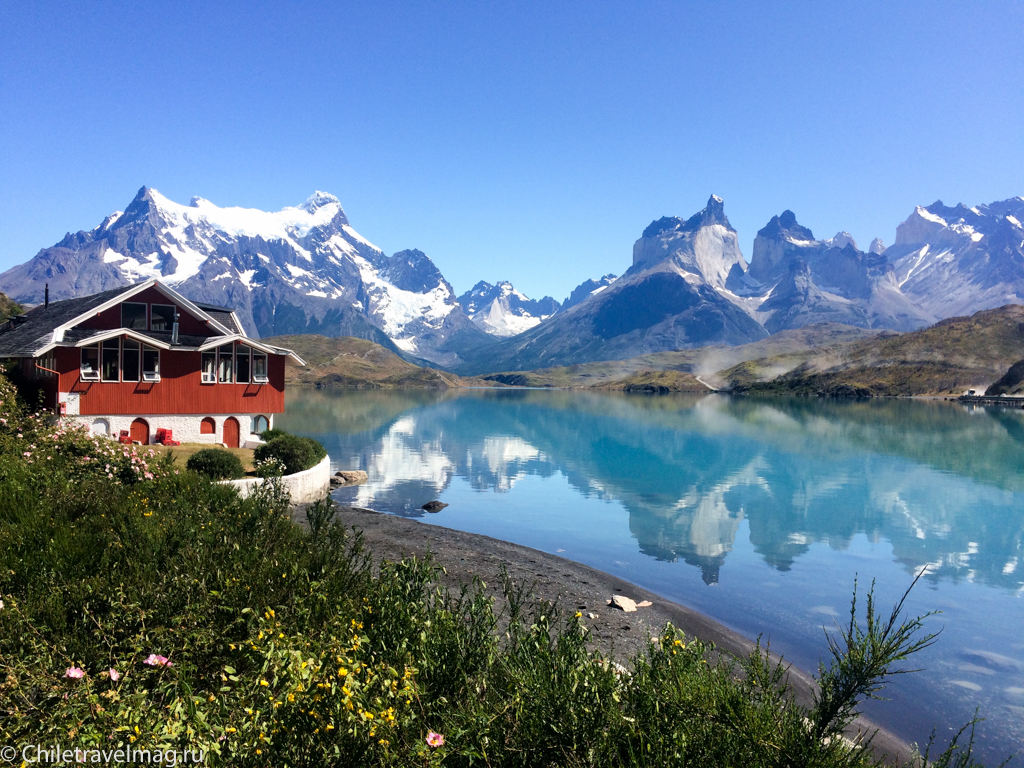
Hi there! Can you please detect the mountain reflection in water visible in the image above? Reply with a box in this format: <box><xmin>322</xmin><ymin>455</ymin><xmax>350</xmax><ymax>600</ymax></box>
<box><xmin>283</xmin><ymin>389</ymin><xmax>1024</xmax><ymax>592</ymax></box>
<box><xmin>280</xmin><ymin>389</ymin><xmax>1024</xmax><ymax>760</ymax></box>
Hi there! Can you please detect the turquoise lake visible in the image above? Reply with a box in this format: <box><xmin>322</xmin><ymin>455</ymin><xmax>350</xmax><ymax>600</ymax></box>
<box><xmin>280</xmin><ymin>389</ymin><xmax>1024</xmax><ymax>760</ymax></box>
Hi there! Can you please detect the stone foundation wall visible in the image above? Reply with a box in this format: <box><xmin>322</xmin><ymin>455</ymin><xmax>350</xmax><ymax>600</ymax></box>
<box><xmin>220</xmin><ymin>454</ymin><xmax>331</xmax><ymax>505</ymax></box>
<box><xmin>64</xmin><ymin>413</ymin><xmax>274</xmax><ymax>447</ymax></box>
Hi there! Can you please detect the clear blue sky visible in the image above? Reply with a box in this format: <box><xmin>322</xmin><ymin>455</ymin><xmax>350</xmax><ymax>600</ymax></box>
<box><xmin>1</xmin><ymin>1</ymin><xmax>1021</xmax><ymax>301</ymax></box>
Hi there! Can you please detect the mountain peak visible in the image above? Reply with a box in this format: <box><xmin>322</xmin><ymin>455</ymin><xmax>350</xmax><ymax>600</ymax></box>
<box><xmin>869</xmin><ymin>237</ymin><xmax>886</xmax><ymax>254</ymax></box>
<box><xmin>695</xmin><ymin>194</ymin><xmax>729</xmax><ymax>228</ymax></box>
<box><xmin>300</xmin><ymin>191</ymin><xmax>341</xmax><ymax>214</ymax></box>
<box><xmin>824</xmin><ymin>231</ymin><xmax>858</xmax><ymax>251</ymax></box>
<box><xmin>757</xmin><ymin>210</ymin><xmax>815</xmax><ymax>242</ymax></box>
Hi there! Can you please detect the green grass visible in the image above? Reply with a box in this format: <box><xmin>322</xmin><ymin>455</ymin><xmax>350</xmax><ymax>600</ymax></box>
<box><xmin>0</xmin><ymin>372</ymin><xmax>1001</xmax><ymax>767</ymax></box>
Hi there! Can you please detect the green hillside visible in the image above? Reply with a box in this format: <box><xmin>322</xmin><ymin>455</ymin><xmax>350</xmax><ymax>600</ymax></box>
<box><xmin>264</xmin><ymin>335</ymin><xmax>475</xmax><ymax>389</ymax></box>
<box><xmin>0</xmin><ymin>292</ymin><xmax>23</xmax><ymax>323</ymax></box>
<box><xmin>723</xmin><ymin>304</ymin><xmax>1024</xmax><ymax>396</ymax></box>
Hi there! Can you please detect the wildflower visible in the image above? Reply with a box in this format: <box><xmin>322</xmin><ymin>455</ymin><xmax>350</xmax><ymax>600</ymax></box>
<box><xmin>259</xmin><ymin>679</ymin><xmax>269</xmax><ymax>687</ymax></box>
<box><xmin>0</xmin><ymin>599</ymin><xmax>4</xmax><ymax>610</ymax></box>
<box><xmin>64</xmin><ymin>667</ymin><xmax>85</xmax><ymax>679</ymax></box>
<box><xmin>426</xmin><ymin>731</ymin><xmax>445</xmax><ymax>747</ymax></box>
<box><xmin>143</xmin><ymin>654</ymin><xmax>173</xmax><ymax>667</ymax></box>
<box><xmin>109</xmin><ymin>668</ymin><xmax>120</xmax><ymax>682</ymax></box>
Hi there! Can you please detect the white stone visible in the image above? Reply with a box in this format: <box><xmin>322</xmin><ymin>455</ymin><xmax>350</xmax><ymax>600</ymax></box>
<box><xmin>608</xmin><ymin>595</ymin><xmax>637</xmax><ymax>612</ymax></box>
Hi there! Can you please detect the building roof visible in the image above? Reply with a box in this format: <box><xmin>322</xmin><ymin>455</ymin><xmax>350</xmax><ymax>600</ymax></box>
<box><xmin>193</xmin><ymin>302</ymin><xmax>242</xmax><ymax>334</ymax></box>
<box><xmin>0</xmin><ymin>285</ymin><xmax>132</xmax><ymax>357</ymax></box>
<box><xmin>0</xmin><ymin>279</ymin><xmax>300</xmax><ymax>363</ymax></box>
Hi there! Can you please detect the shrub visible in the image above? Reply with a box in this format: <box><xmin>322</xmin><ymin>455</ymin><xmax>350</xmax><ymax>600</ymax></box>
<box><xmin>186</xmin><ymin>447</ymin><xmax>245</xmax><ymax>480</ymax></box>
<box><xmin>259</xmin><ymin>427</ymin><xmax>288</xmax><ymax>442</ymax></box>
<box><xmin>254</xmin><ymin>433</ymin><xmax>326</xmax><ymax>474</ymax></box>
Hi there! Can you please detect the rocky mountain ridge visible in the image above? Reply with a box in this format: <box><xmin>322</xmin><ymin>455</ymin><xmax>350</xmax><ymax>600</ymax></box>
<box><xmin>0</xmin><ymin>187</ymin><xmax>493</xmax><ymax>367</ymax></box>
<box><xmin>457</xmin><ymin>281</ymin><xmax>559</xmax><ymax>337</ymax></box>
<box><xmin>2</xmin><ymin>187</ymin><xmax>1022</xmax><ymax>374</ymax></box>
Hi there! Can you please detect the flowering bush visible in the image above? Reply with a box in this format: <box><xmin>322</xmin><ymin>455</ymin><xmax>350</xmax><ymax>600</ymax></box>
<box><xmin>0</xmin><ymin>372</ymin><xmax>989</xmax><ymax>767</ymax></box>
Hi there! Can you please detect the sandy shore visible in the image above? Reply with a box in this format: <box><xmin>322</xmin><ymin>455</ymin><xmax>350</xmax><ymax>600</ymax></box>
<box><xmin>303</xmin><ymin>504</ymin><xmax>918</xmax><ymax>764</ymax></box>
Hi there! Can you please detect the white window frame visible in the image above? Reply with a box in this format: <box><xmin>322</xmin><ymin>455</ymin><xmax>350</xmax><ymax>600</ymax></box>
<box><xmin>101</xmin><ymin>339</ymin><xmax>121</xmax><ymax>382</ymax></box>
<box><xmin>201</xmin><ymin>351</ymin><xmax>217</xmax><ymax>384</ymax></box>
<box><xmin>120</xmin><ymin>302</ymin><xmax>148</xmax><ymax>330</ymax></box>
<box><xmin>235</xmin><ymin>344</ymin><xmax>252</xmax><ymax>384</ymax></box>
<box><xmin>122</xmin><ymin>338</ymin><xmax>141</xmax><ymax>382</ymax></box>
<box><xmin>217</xmin><ymin>343</ymin><xmax>234</xmax><ymax>384</ymax></box>
<box><xmin>80</xmin><ymin>345</ymin><xmax>100</xmax><ymax>381</ymax></box>
<box><xmin>252</xmin><ymin>351</ymin><xmax>269</xmax><ymax>384</ymax></box>
<box><xmin>142</xmin><ymin>344</ymin><xmax>161</xmax><ymax>382</ymax></box>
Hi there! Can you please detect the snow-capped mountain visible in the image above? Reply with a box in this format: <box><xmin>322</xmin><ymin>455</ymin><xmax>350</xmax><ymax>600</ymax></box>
<box><xmin>737</xmin><ymin>210</ymin><xmax>934</xmax><ymax>333</ymax></box>
<box><xmin>457</xmin><ymin>196</ymin><xmax>769</xmax><ymax>373</ymax></box>
<box><xmin>560</xmin><ymin>274</ymin><xmax>618</xmax><ymax>311</ymax></box>
<box><xmin>0</xmin><ymin>187</ymin><xmax>493</xmax><ymax>366</ymax></box>
<box><xmin>457</xmin><ymin>195</ymin><xmax>945</xmax><ymax>374</ymax></box>
<box><xmin>883</xmin><ymin>198</ymin><xmax>1024</xmax><ymax>318</ymax></box>
<box><xmin>632</xmin><ymin>195</ymin><xmax>746</xmax><ymax>291</ymax></box>
<box><xmin>456</xmin><ymin>281</ymin><xmax>559</xmax><ymax>337</ymax></box>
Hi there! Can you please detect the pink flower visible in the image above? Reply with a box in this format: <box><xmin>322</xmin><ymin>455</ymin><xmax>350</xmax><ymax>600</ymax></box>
<box><xmin>108</xmin><ymin>668</ymin><xmax>120</xmax><ymax>682</ymax></box>
<box><xmin>426</xmin><ymin>732</ymin><xmax>445</xmax><ymax>747</ymax></box>
<box><xmin>144</xmin><ymin>654</ymin><xmax>173</xmax><ymax>667</ymax></box>
<box><xmin>64</xmin><ymin>667</ymin><xmax>85</xmax><ymax>679</ymax></box>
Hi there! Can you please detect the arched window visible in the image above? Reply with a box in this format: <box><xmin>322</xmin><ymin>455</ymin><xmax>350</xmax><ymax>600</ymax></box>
<box><xmin>200</xmin><ymin>417</ymin><xmax>216</xmax><ymax>435</ymax></box>
<box><xmin>90</xmin><ymin>418</ymin><xmax>109</xmax><ymax>437</ymax></box>
<box><xmin>251</xmin><ymin>415</ymin><xmax>269</xmax><ymax>435</ymax></box>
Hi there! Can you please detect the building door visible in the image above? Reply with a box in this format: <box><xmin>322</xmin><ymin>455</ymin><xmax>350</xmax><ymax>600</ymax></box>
<box><xmin>223</xmin><ymin>417</ymin><xmax>240</xmax><ymax>448</ymax></box>
<box><xmin>129</xmin><ymin>418</ymin><xmax>149</xmax><ymax>444</ymax></box>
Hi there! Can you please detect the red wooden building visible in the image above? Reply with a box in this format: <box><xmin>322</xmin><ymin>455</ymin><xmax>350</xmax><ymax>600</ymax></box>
<box><xmin>0</xmin><ymin>279</ymin><xmax>303</xmax><ymax>447</ymax></box>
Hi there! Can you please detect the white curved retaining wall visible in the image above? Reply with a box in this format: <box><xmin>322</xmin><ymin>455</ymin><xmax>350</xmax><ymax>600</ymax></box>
<box><xmin>220</xmin><ymin>454</ymin><xmax>331</xmax><ymax>505</ymax></box>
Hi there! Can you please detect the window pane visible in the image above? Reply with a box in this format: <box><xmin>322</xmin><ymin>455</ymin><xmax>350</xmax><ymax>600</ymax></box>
<box><xmin>201</xmin><ymin>352</ymin><xmax>216</xmax><ymax>383</ymax></box>
<box><xmin>151</xmin><ymin>305</ymin><xmax>176</xmax><ymax>331</ymax></box>
<box><xmin>236</xmin><ymin>345</ymin><xmax>251</xmax><ymax>383</ymax></box>
<box><xmin>101</xmin><ymin>340</ymin><xmax>120</xmax><ymax>381</ymax></box>
<box><xmin>218</xmin><ymin>344</ymin><xmax>233</xmax><ymax>383</ymax></box>
<box><xmin>81</xmin><ymin>346</ymin><xmax>99</xmax><ymax>375</ymax></box>
<box><xmin>121</xmin><ymin>303</ymin><xmax>147</xmax><ymax>330</ymax></box>
<box><xmin>142</xmin><ymin>346</ymin><xmax>159</xmax><ymax>377</ymax></box>
<box><xmin>122</xmin><ymin>340</ymin><xmax>140</xmax><ymax>382</ymax></box>
<box><xmin>253</xmin><ymin>352</ymin><xmax>268</xmax><ymax>380</ymax></box>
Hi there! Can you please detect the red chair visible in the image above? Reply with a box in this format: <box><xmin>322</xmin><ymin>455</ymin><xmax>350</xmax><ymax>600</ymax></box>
<box><xmin>118</xmin><ymin>430</ymin><xmax>132</xmax><ymax>444</ymax></box>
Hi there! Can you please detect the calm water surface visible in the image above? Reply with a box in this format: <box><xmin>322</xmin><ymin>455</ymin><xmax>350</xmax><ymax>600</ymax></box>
<box><xmin>280</xmin><ymin>389</ymin><xmax>1024</xmax><ymax>761</ymax></box>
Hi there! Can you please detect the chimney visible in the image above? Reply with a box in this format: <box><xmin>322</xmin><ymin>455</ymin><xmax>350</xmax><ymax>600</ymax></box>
<box><xmin>44</xmin><ymin>283</ymin><xmax>49</xmax><ymax>309</ymax></box>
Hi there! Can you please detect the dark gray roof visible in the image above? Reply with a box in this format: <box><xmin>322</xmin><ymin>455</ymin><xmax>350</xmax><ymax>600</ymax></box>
<box><xmin>203</xmin><ymin>309</ymin><xmax>241</xmax><ymax>334</ymax></box>
<box><xmin>0</xmin><ymin>284</ymin><xmax>245</xmax><ymax>358</ymax></box>
<box><xmin>0</xmin><ymin>285</ymin><xmax>135</xmax><ymax>357</ymax></box>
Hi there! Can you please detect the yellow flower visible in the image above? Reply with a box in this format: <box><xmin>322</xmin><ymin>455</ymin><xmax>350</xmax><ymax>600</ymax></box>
<box><xmin>225</xmin><ymin>727</ymin><xmax>236</xmax><ymax>734</ymax></box>
<box><xmin>259</xmin><ymin>679</ymin><xmax>269</xmax><ymax>687</ymax></box>
<box><xmin>337</xmin><ymin>667</ymin><xmax>348</xmax><ymax>677</ymax></box>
